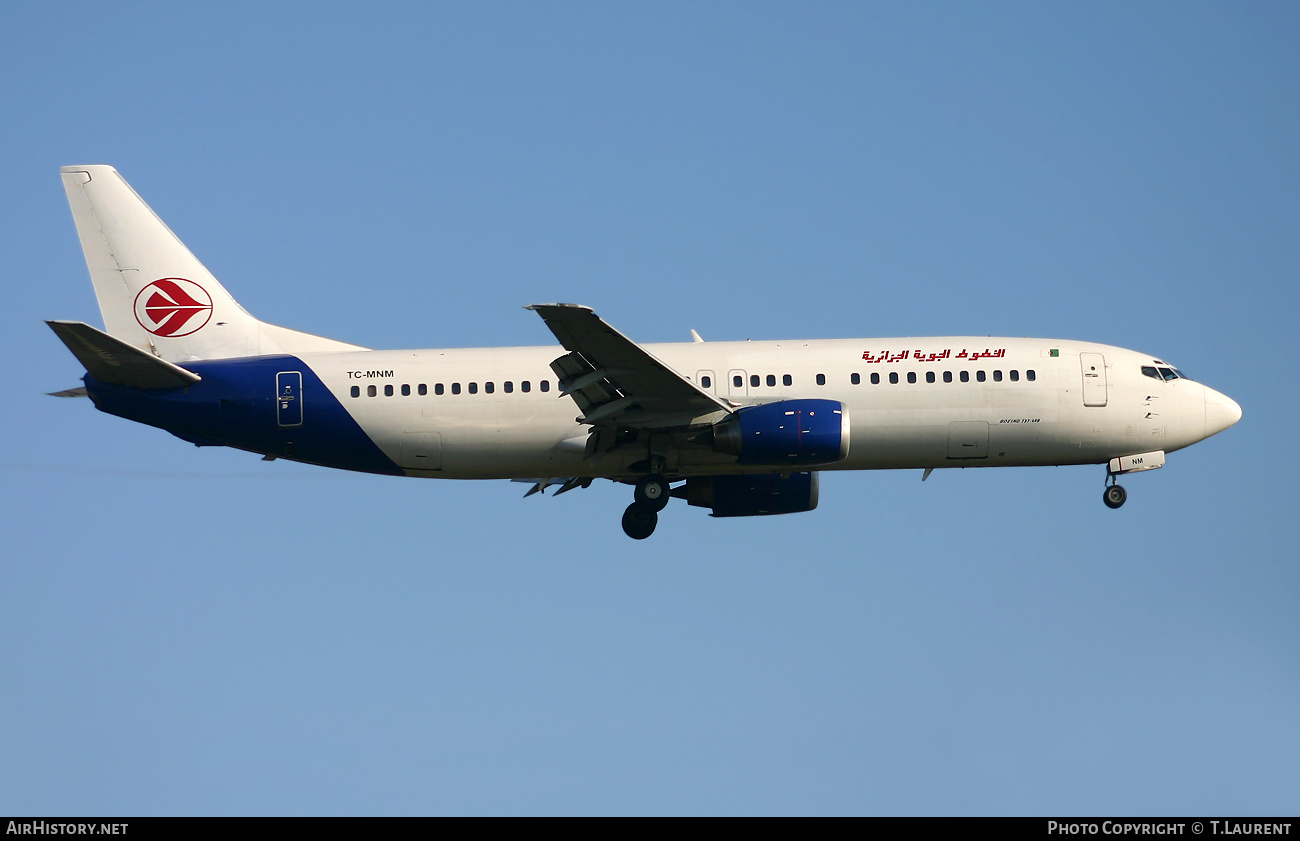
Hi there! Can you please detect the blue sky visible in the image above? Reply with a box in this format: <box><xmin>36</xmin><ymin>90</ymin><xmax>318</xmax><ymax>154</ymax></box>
<box><xmin>2</xmin><ymin>2</ymin><xmax>1297</xmax><ymax>816</ymax></box>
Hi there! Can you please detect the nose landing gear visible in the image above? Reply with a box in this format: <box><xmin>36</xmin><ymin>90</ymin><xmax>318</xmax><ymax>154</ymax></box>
<box><xmin>1102</xmin><ymin>450</ymin><xmax>1165</xmax><ymax>509</ymax></box>
<box><xmin>1103</xmin><ymin>477</ymin><xmax>1127</xmax><ymax>509</ymax></box>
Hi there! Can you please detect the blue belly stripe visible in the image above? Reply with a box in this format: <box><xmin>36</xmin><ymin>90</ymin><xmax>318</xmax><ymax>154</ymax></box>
<box><xmin>85</xmin><ymin>355</ymin><xmax>402</xmax><ymax>476</ymax></box>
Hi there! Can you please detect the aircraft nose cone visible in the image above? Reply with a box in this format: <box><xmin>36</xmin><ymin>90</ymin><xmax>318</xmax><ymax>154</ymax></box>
<box><xmin>1204</xmin><ymin>386</ymin><xmax>1242</xmax><ymax>437</ymax></box>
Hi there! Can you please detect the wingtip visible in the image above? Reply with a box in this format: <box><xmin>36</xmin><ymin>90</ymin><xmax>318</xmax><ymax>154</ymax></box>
<box><xmin>60</xmin><ymin>165</ymin><xmax>118</xmax><ymax>177</ymax></box>
<box><xmin>526</xmin><ymin>303</ymin><xmax>594</xmax><ymax>312</ymax></box>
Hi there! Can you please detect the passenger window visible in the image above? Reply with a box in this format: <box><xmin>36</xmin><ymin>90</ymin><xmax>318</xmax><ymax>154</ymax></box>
<box><xmin>435</xmin><ymin>383</ymin><xmax>444</xmax><ymax>395</ymax></box>
<box><xmin>851</xmin><ymin>373</ymin><xmax>861</xmax><ymax>385</ymax></box>
<box><xmin>522</xmin><ymin>381</ymin><xmax>531</xmax><ymax>393</ymax></box>
<box><xmin>889</xmin><ymin>372</ymin><xmax>899</xmax><ymax>384</ymax></box>
<box><xmin>540</xmin><ymin>381</ymin><xmax>550</xmax><ymax>393</ymax></box>
<box><xmin>504</xmin><ymin>381</ymin><xmax>513</xmax><ymax>393</ymax></box>
<box><xmin>766</xmin><ymin>374</ymin><xmax>776</xmax><ymax>387</ymax></box>
<box><xmin>401</xmin><ymin>384</ymin><xmax>411</xmax><ymax>396</ymax></box>
<box><xmin>782</xmin><ymin>374</ymin><xmax>792</xmax><ymax>386</ymax></box>
<box><xmin>976</xmin><ymin>371</ymin><xmax>986</xmax><ymax>382</ymax></box>
<box><xmin>733</xmin><ymin>375</ymin><xmax>743</xmax><ymax>388</ymax></box>
<box><xmin>870</xmin><ymin>372</ymin><xmax>880</xmax><ymax>385</ymax></box>
<box><xmin>350</xmin><ymin>385</ymin><xmax>360</xmax><ymax>398</ymax></box>
<box><xmin>751</xmin><ymin>375</ymin><xmax>760</xmax><ymax>388</ymax></box>
<box><xmin>960</xmin><ymin>371</ymin><xmax>969</xmax><ymax>383</ymax></box>
<box><xmin>418</xmin><ymin>384</ymin><xmax>428</xmax><ymax>396</ymax></box>
<box><xmin>451</xmin><ymin>383</ymin><xmax>461</xmax><ymax>395</ymax></box>
<box><xmin>816</xmin><ymin>373</ymin><xmax>825</xmax><ymax>386</ymax></box>
<box><xmin>701</xmin><ymin>376</ymin><xmax>711</xmax><ymax>388</ymax></box>
<box><xmin>943</xmin><ymin>371</ymin><xmax>952</xmax><ymax>383</ymax></box>
<box><xmin>1010</xmin><ymin>370</ymin><xmax>1019</xmax><ymax>382</ymax></box>
<box><xmin>384</xmin><ymin>384</ymin><xmax>394</xmax><ymax>396</ymax></box>
<box><xmin>926</xmin><ymin>371</ymin><xmax>935</xmax><ymax>383</ymax></box>
<box><xmin>907</xmin><ymin>372</ymin><xmax>917</xmax><ymax>384</ymax></box>
<box><xmin>993</xmin><ymin>370</ymin><xmax>1002</xmax><ymax>382</ymax></box>
<box><xmin>1027</xmin><ymin>370</ymin><xmax>1036</xmax><ymax>382</ymax></box>
<box><xmin>468</xmin><ymin>382</ymin><xmax>478</xmax><ymax>394</ymax></box>
<box><xmin>367</xmin><ymin>385</ymin><xmax>377</xmax><ymax>397</ymax></box>
<box><xmin>485</xmin><ymin>382</ymin><xmax>494</xmax><ymax>394</ymax></box>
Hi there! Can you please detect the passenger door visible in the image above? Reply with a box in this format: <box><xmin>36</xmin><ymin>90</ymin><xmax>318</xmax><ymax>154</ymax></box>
<box><xmin>276</xmin><ymin>371</ymin><xmax>303</xmax><ymax>428</ymax></box>
<box><xmin>1080</xmin><ymin>353</ymin><xmax>1107</xmax><ymax>407</ymax></box>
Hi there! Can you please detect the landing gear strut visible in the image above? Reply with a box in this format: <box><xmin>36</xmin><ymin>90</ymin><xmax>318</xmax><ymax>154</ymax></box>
<box><xmin>1103</xmin><ymin>477</ymin><xmax>1127</xmax><ymax>509</ymax></box>
<box><xmin>623</xmin><ymin>473</ymin><xmax>670</xmax><ymax>539</ymax></box>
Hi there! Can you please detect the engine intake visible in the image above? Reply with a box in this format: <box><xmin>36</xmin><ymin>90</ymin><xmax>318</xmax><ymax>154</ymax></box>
<box><xmin>712</xmin><ymin>399</ymin><xmax>849</xmax><ymax>465</ymax></box>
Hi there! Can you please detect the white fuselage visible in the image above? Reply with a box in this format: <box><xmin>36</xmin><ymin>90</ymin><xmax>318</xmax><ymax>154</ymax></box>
<box><xmin>302</xmin><ymin>336</ymin><xmax>1235</xmax><ymax>480</ymax></box>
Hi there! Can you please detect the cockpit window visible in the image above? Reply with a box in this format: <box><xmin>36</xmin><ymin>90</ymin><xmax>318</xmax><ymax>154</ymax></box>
<box><xmin>1144</xmin><ymin>365</ymin><xmax>1190</xmax><ymax>382</ymax></box>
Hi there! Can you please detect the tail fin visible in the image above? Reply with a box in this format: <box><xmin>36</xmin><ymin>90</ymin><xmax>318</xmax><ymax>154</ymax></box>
<box><xmin>60</xmin><ymin>166</ymin><xmax>363</xmax><ymax>363</ymax></box>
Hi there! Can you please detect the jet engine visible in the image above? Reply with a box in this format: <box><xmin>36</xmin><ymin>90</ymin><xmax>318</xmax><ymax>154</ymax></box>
<box><xmin>677</xmin><ymin>472</ymin><xmax>820</xmax><ymax>517</ymax></box>
<box><xmin>711</xmin><ymin>399</ymin><xmax>849</xmax><ymax>465</ymax></box>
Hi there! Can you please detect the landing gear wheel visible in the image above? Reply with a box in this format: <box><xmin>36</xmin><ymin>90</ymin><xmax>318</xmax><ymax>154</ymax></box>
<box><xmin>634</xmin><ymin>474</ymin><xmax>670</xmax><ymax>512</ymax></box>
<box><xmin>622</xmin><ymin>503</ymin><xmax>658</xmax><ymax>540</ymax></box>
<box><xmin>1103</xmin><ymin>484</ymin><xmax>1127</xmax><ymax>509</ymax></box>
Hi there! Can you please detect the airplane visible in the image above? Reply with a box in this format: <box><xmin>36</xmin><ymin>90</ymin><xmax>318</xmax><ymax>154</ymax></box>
<box><xmin>48</xmin><ymin>165</ymin><xmax>1242</xmax><ymax>539</ymax></box>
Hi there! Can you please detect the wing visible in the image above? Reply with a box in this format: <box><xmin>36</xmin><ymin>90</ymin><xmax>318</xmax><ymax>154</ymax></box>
<box><xmin>527</xmin><ymin>304</ymin><xmax>731</xmax><ymax>430</ymax></box>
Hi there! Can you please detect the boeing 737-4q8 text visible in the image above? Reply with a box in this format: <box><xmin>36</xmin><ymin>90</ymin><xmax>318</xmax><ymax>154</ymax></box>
<box><xmin>48</xmin><ymin>166</ymin><xmax>1242</xmax><ymax>539</ymax></box>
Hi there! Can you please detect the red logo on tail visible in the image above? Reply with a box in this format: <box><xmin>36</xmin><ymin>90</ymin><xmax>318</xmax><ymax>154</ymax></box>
<box><xmin>133</xmin><ymin>278</ymin><xmax>214</xmax><ymax>337</ymax></box>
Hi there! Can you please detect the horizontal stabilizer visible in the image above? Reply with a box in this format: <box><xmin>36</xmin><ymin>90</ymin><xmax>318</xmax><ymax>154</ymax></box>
<box><xmin>48</xmin><ymin>386</ymin><xmax>89</xmax><ymax>398</ymax></box>
<box><xmin>47</xmin><ymin>320</ymin><xmax>201</xmax><ymax>389</ymax></box>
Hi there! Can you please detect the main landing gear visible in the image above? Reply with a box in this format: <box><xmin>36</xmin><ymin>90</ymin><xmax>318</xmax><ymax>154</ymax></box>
<box><xmin>622</xmin><ymin>474</ymin><xmax>670</xmax><ymax>539</ymax></box>
<box><xmin>1103</xmin><ymin>475</ymin><xmax>1127</xmax><ymax>510</ymax></box>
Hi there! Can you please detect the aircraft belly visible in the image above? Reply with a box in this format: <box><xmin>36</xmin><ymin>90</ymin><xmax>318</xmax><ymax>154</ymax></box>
<box><xmin>840</xmin><ymin>389</ymin><xmax>1070</xmax><ymax>468</ymax></box>
<box><xmin>355</xmin><ymin>399</ymin><xmax>590</xmax><ymax>479</ymax></box>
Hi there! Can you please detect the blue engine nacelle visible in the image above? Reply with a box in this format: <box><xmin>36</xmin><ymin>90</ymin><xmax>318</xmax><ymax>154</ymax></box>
<box><xmin>712</xmin><ymin>399</ymin><xmax>849</xmax><ymax>465</ymax></box>
<box><xmin>681</xmin><ymin>472</ymin><xmax>820</xmax><ymax>517</ymax></box>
